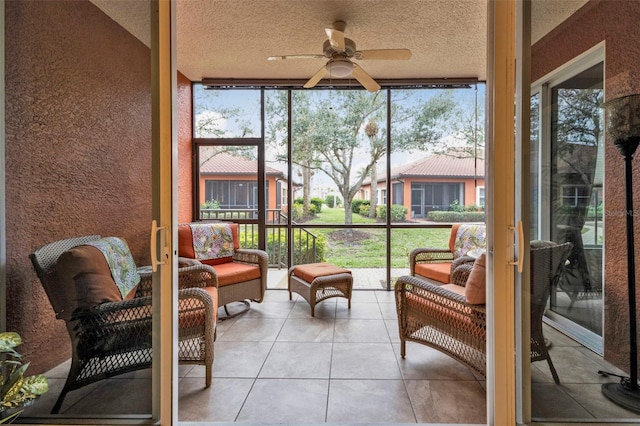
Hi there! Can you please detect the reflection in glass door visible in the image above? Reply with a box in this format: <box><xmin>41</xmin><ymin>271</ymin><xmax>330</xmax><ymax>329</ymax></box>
<box><xmin>544</xmin><ymin>61</ymin><xmax>605</xmax><ymax>350</ymax></box>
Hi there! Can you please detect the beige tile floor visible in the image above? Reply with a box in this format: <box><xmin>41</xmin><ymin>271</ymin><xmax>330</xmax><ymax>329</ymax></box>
<box><xmin>19</xmin><ymin>289</ymin><xmax>640</xmax><ymax>424</ymax></box>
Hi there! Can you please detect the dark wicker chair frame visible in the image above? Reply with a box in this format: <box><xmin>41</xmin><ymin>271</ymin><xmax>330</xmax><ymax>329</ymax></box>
<box><xmin>396</xmin><ymin>241</ymin><xmax>573</xmax><ymax>382</ymax></box>
<box><xmin>30</xmin><ymin>235</ymin><xmax>218</xmax><ymax>414</ymax></box>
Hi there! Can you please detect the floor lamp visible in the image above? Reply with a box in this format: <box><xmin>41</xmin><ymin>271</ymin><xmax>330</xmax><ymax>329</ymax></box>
<box><xmin>600</xmin><ymin>94</ymin><xmax>640</xmax><ymax>413</ymax></box>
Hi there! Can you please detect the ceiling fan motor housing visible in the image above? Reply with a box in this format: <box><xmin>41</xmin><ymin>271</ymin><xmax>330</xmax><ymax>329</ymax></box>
<box><xmin>323</xmin><ymin>38</ymin><xmax>357</xmax><ymax>58</ymax></box>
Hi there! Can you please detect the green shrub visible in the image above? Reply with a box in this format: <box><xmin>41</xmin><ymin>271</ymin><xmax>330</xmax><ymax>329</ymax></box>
<box><xmin>587</xmin><ymin>202</ymin><xmax>604</xmax><ymax>219</ymax></box>
<box><xmin>465</xmin><ymin>203</ymin><xmax>484</xmax><ymax>212</ymax></box>
<box><xmin>352</xmin><ymin>199</ymin><xmax>369</xmax><ymax>213</ymax></box>
<box><xmin>309</xmin><ymin>204</ymin><xmax>318</xmax><ymax>216</ymax></box>
<box><xmin>427</xmin><ymin>211</ymin><xmax>486</xmax><ymax>222</ymax></box>
<box><xmin>377</xmin><ymin>204</ymin><xmax>408</xmax><ymax>222</ymax></box>
<box><xmin>325</xmin><ymin>195</ymin><xmax>337</xmax><ymax>208</ymax></box>
<box><xmin>291</xmin><ymin>204</ymin><xmax>304</xmax><ymax>221</ymax></box>
<box><xmin>449</xmin><ymin>200</ymin><xmax>465</xmax><ymax>212</ymax></box>
<box><xmin>200</xmin><ymin>199</ymin><xmax>220</xmax><ymax>209</ymax></box>
<box><xmin>310</xmin><ymin>197</ymin><xmax>323</xmax><ymax>213</ymax></box>
<box><xmin>359</xmin><ymin>205</ymin><xmax>370</xmax><ymax>216</ymax></box>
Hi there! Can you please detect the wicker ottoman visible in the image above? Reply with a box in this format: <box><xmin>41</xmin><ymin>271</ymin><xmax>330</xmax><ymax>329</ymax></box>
<box><xmin>288</xmin><ymin>262</ymin><xmax>353</xmax><ymax>316</ymax></box>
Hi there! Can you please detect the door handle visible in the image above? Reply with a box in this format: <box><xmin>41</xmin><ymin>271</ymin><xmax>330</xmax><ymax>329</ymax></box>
<box><xmin>150</xmin><ymin>219</ymin><xmax>168</xmax><ymax>272</ymax></box>
<box><xmin>508</xmin><ymin>221</ymin><xmax>524</xmax><ymax>273</ymax></box>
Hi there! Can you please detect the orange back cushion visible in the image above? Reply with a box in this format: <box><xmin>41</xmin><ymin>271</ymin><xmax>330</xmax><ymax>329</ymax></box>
<box><xmin>178</xmin><ymin>223</ymin><xmax>240</xmax><ymax>265</ymax></box>
<box><xmin>448</xmin><ymin>224</ymin><xmax>461</xmax><ymax>253</ymax></box>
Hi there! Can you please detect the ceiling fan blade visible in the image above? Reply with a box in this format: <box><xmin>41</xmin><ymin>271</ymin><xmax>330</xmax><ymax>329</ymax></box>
<box><xmin>351</xmin><ymin>64</ymin><xmax>381</xmax><ymax>92</ymax></box>
<box><xmin>325</xmin><ymin>28</ymin><xmax>345</xmax><ymax>51</ymax></box>
<box><xmin>267</xmin><ymin>54</ymin><xmax>325</xmax><ymax>61</ymax></box>
<box><xmin>355</xmin><ymin>49</ymin><xmax>412</xmax><ymax>60</ymax></box>
<box><xmin>303</xmin><ymin>65</ymin><xmax>329</xmax><ymax>89</ymax></box>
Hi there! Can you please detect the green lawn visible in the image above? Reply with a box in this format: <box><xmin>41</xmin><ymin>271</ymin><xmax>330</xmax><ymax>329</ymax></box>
<box><xmin>300</xmin><ymin>207</ymin><xmax>451</xmax><ymax>268</ymax></box>
<box><xmin>307</xmin><ymin>207</ymin><xmax>377</xmax><ymax>224</ymax></box>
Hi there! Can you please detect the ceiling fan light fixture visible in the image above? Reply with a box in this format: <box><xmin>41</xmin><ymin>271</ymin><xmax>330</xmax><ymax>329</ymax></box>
<box><xmin>327</xmin><ymin>59</ymin><xmax>354</xmax><ymax>78</ymax></box>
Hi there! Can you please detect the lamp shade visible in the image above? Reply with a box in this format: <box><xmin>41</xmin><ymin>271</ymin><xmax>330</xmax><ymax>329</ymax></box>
<box><xmin>327</xmin><ymin>59</ymin><xmax>354</xmax><ymax>78</ymax></box>
<box><xmin>604</xmin><ymin>94</ymin><xmax>640</xmax><ymax>157</ymax></box>
<box><xmin>605</xmin><ymin>94</ymin><xmax>640</xmax><ymax>141</ymax></box>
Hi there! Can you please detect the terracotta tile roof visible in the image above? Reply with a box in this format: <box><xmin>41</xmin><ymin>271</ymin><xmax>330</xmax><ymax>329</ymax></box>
<box><xmin>362</xmin><ymin>153</ymin><xmax>484</xmax><ymax>185</ymax></box>
<box><xmin>200</xmin><ymin>152</ymin><xmax>284</xmax><ymax>177</ymax></box>
<box><xmin>392</xmin><ymin>153</ymin><xmax>485</xmax><ymax>179</ymax></box>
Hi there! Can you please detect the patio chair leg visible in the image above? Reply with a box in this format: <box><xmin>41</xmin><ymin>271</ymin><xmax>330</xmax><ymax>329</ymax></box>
<box><xmin>547</xmin><ymin>357</ymin><xmax>560</xmax><ymax>384</ymax></box>
<box><xmin>219</xmin><ymin>301</ymin><xmax>251</xmax><ymax>321</ymax></box>
<box><xmin>51</xmin><ymin>389</ymin><xmax>68</xmax><ymax>414</ymax></box>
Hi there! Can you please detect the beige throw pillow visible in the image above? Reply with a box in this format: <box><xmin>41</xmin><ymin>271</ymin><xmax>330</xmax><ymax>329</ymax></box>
<box><xmin>465</xmin><ymin>253</ymin><xmax>486</xmax><ymax>304</ymax></box>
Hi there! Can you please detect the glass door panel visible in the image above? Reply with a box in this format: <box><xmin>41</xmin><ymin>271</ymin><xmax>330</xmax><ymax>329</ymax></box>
<box><xmin>546</xmin><ymin>62</ymin><xmax>605</xmax><ymax>346</ymax></box>
<box><xmin>526</xmin><ymin>1</ymin><xmax>640</xmax><ymax>420</ymax></box>
<box><xmin>5</xmin><ymin>0</ymin><xmax>156</xmax><ymax>420</ymax></box>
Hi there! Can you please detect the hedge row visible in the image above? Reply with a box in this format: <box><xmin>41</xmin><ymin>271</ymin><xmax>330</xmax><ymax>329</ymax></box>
<box><xmin>427</xmin><ymin>211</ymin><xmax>486</xmax><ymax>222</ymax></box>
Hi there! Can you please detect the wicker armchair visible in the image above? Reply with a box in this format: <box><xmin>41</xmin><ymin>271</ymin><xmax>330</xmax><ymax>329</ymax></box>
<box><xmin>396</xmin><ymin>240</ymin><xmax>572</xmax><ymax>382</ymax></box>
<box><xmin>178</xmin><ymin>222</ymin><xmax>268</xmax><ymax>318</ymax></box>
<box><xmin>410</xmin><ymin>223</ymin><xmax>486</xmax><ymax>285</ymax></box>
<box><xmin>395</xmin><ymin>273</ymin><xmax>487</xmax><ymax>377</ymax></box>
<box><xmin>529</xmin><ymin>240</ymin><xmax>573</xmax><ymax>383</ymax></box>
<box><xmin>30</xmin><ymin>235</ymin><xmax>218</xmax><ymax>414</ymax></box>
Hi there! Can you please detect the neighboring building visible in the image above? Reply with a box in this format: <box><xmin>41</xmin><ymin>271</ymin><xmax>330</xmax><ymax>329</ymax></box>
<box><xmin>359</xmin><ymin>153</ymin><xmax>485</xmax><ymax>218</ymax></box>
<box><xmin>199</xmin><ymin>152</ymin><xmax>289</xmax><ymax>212</ymax></box>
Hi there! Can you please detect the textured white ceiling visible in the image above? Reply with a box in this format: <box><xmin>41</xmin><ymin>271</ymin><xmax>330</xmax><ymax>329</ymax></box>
<box><xmin>531</xmin><ymin>0</ymin><xmax>588</xmax><ymax>43</ymax></box>
<box><xmin>92</xmin><ymin>0</ymin><xmax>588</xmax><ymax>85</ymax></box>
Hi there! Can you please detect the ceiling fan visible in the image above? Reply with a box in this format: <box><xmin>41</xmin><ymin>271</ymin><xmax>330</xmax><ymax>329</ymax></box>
<box><xmin>267</xmin><ymin>20</ymin><xmax>411</xmax><ymax>92</ymax></box>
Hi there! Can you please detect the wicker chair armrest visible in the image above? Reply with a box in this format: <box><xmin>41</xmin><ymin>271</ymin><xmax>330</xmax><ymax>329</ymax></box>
<box><xmin>135</xmin><ymin>264</ymin><xmax>218</xmax><ymax>296</ymax></box>
<box><xmin>177</xmin><ymin>264</ymin><xmax>218</xmax><ymax>290</ymax></box>
<box><xmin>395</xmin><ymin>275</ymin><xmax>486</xmax><ymax>318</ymax></box>
<box><xmin>178</xmin><ymin>287</ymin><xmax>216</xmax><ymax>339</ymax></box>
<box><xmin>409</xmin><ymin>248</ymin><xmax>453</xmax><ymax>275</ymax></box>
<box><xmin>452</xmin><ymin>255</ymin><xmax>476</xmax><ymax>269</ymax></box>
<box><xmin>73</xmin><ymin>295</ymin><xmax>153</xmax><ymax>318</ymax></box>
<box><xmin>178</xmin><ymin>256</ymin><xmax>202</xmax><ymax>267</ymax></box>
<box><xmin>233</xmin><ymin>249</ymin><xmax>268</xmax><ymax>267</ymax></box>
<box><xmin>234</xmin><ymin>249</ymin><xmax>268</xmax><ymax>300</ymax></box>
<box><xmin>136</xmin><ymin>271</ymin><xmax>153</xmax><ymax>297</ymax></box>
<box><xmin>410</xmin><ymin>248</ymin><xmax>453</xmax><ymax>264</ymax></box>
<box><xmin>451</xmin><ymin>262</ymin><xmax>474</xmax><ymax>287</ymax></box>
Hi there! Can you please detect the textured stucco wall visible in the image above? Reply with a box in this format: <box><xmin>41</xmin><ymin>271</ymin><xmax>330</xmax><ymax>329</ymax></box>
<box><xmin>5</xmin><ymin>1</ymin><xmax>152</xmax><ymax>373</ymax></box>
<box><xmin>532</xmin><ymin>0</ymin><xmax>640</xmax><ymax>371</ymax></box>
<box><xmin>178</xmin><ymin>72</ymin><xmax>194</xmax><ymax>223</ymax></box>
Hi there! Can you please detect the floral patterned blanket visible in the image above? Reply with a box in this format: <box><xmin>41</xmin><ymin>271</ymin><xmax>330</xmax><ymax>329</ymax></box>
<box><xmin>87</xmin><ymin>237</ymin><xmax>140</xmax><ymax>299</ymax></box>
<box><xmin>453</xmin><ymin>224</ymin><xmax>487</xmax><ymax>258</ymax></box>
<box><xmin>190</xmin><ymin>223</ymin><xmax>235</xmax><ymax>260</ymax></box>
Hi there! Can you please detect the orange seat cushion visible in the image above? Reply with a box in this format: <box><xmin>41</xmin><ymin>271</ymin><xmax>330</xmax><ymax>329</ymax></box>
<box><xmin>293</xmin><ymin>262</ymin><xmax>351</xmax><ymax>283</ymax></box>
<box><xmin>209</xmin><ymin>262</ymin><xmax>261</xmax><ymax>287</ymax></box>
<box><xmin>414</xmin><ymin>262</ymin><xmax>452</xmax><ymax>284</ymax></box>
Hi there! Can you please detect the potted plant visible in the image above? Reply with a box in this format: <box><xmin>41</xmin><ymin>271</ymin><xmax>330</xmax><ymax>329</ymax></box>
<box><xmin>0</xmin><ymin>332</ymin><xmax>48</xmax><ymax>423</ymax></box>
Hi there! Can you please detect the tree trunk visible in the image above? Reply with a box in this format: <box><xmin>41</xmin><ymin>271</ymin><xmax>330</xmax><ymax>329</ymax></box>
<box><xmin>343</xmin><ymin>198</ymin><xmax>353</xmax><ymax>228</ymax></box>
<box><xmin>369</xmin><ymin>165</ymin><xmax>378</xmax><ymax>218</ymax></box>
<box><xmin>303</xmin><ymin>166</ymin><xmax>312</xmax><ymax>217</ymax></box>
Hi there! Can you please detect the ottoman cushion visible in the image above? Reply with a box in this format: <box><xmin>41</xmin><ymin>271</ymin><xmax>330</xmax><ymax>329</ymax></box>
<box><xmin>293</xmin><ymin>262</ymin><xmax>352</xmax><ymax>283</ymax></box>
